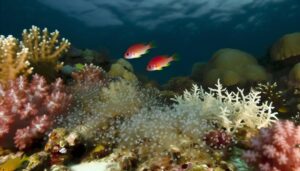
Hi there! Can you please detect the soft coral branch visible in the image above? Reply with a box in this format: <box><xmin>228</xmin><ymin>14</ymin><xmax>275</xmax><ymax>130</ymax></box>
<box><xmin>243</xmin><ymin>120</ymin><xmax>300</xmax><ymax>171</ymax></box>
<box><xmin>0</xmin><ymin>74</ymin><xmax>71</xmax><ymax>149</ymax></box>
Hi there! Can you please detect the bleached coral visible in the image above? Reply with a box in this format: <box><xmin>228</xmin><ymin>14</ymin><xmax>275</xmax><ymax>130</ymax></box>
<box><xmin>172</xmin><ymin>80</ymin><xmax>278</xmax><ymax>133</ymax></box>
<box><xmin>0</xmin><ymin>35</ymin><xmax>32</xmax><ymax>85</ymax></box>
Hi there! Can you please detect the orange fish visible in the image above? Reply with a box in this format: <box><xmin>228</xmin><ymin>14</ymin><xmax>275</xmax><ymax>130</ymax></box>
<box><xmin>146</xmin><ymin>55</ymin><xmax>178</xmax><ymax>71</ymax></box>
<box><xmin>124</xmin><ymin>43</ymin><xmax>154</xmax><ymax>59</ymax></box>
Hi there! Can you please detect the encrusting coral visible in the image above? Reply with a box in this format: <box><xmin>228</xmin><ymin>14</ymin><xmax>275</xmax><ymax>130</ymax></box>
<box><xmin>243</xmin><ymin>120</ymin><xmax>300</xmax><ymax>171</ymax></box>
<box><xmin>22</xmin><ymin>25</ymin><xmax>71</xmax><ymax>81</ymax></box>
<box><xmin>0</xmin><ymin>35</ymin><xmax>32</xmax><ymax>86</ymax></box>
<box><xmin>0</xmin><ymin>74</ymin><xmax>71</xmax><ymax>150</ymax></box>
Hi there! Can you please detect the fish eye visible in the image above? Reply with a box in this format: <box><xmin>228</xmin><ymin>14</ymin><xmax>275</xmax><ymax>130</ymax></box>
<box><xmin>126</xmin><ymin>52</ymin><xmax>129</xmax><ymax>56</ymax></box>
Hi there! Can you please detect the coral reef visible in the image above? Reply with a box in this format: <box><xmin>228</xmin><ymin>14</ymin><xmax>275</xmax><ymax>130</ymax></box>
<box><xmin>0</xmin><ymin>35</ymin><xmax>32</xmax><ymax>86</ymax></box>
<box><xmin>58</xmin><ymin>72</ymin><xmax>158</xmax><ymax>146</ymax></box>
<box><xmin>22</xmin><ymin>25</ymin><xmax>70</xmax><ymax>81</ymax></box>
<box><xmin>270</xmin><ymin>32</ymin><xmax>300</xmax><ymax>61</ymax></box>
<box><xmin>288</xmin><ymin>62</ymin><xmax>300</xmax><ymax>89</ymax></box>
<box><xmin>163</xmin><ymin>76</ymin><xmax>196</xmax><ymax>94</ymax></box>
<box><xmin>108</xmin><ymin>58</ymin><xmax>138</xmax><ymax>82</ymax></box>
<box><xmin>243</xmin><ymin>120</ymin><xmax>300</xmax><ymax>171</ymax></box>
<box><xmin>115</xmin><ymin>81</ymin><xmax>277</xmax><ymax>168</ymax></box>
<box><xmin>71</xmin><ymin>64</ymin><xmax>107</xmax><ymax>87</ymax></box>
<box><xmin>62</xmin><ymin>47</ymin><xmax>111</xmax><ymax>73</ymax></box>
<box><xmin>255</xmin><ymin>82</ymin><xmax>288</xmax><ymax>116</ymax></box>
<box><xmin>0</xmin><ymin>74</ymin><xmax>71</xmax><ymax>149</ymax></box>
<box><xmin>193</xmin><ymin>48</ymin><xmax>268</xmax><ymax>87</ymax></box>
<box><xmin>45</xmin><ymin>128</ymin><xmax>84</xmax><ymax>165</ymax></box>
<box><xmin>203</xmin><ymin>130</ymin><xmax>232</xmax><ymax>150</ymax></box>
<box><xmin>172</xmin><ymin>80</ymin><xmax>278</xmax><ymax>133</ymax></box>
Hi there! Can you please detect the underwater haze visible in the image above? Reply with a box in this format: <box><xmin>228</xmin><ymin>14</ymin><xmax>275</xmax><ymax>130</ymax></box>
<box><xmin>1</xmin><ymin>0</ymin><xmax>300</xmax><ymax>83</ymax></box>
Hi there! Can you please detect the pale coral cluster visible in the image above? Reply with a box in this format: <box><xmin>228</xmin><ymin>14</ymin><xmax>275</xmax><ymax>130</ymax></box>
<box><xmin>172</xmin><ymin>80</ymin><xmax>278</xmax><ymax>133</ymax></box>
<box><xmin>243</xmin><ymin>120</ymin><xmax>300</xmax><ymax>171</ymax></box>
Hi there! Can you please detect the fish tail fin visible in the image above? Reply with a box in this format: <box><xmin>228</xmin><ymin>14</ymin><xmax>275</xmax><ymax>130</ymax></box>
<box><xmin>172</xmin><ymin>53</ymin><xmax>180</xmax><ymax>61</ymax></box>
<box><xmin>149</xmin><ymin>41</ymin><xmax>156</xmax><ymax>48</ymax></box>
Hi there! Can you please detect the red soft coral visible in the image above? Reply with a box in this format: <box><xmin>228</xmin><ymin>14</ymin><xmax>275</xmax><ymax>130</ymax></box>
<box><xmin>243</xmin><ymin>120</ymin><xmax>300</xmax><ymax>171</ymax></box>
<box><xmin>0</xmin><ymin>74</ymin><xmax>71</xmax><ymax>149</ymax></box>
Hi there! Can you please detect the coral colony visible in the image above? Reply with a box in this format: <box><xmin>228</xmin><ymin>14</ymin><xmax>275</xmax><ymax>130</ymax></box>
<box><xmin>1</xmin><ymin>26</ymin><xmax>300</xmax><ymax>171</ymax></box>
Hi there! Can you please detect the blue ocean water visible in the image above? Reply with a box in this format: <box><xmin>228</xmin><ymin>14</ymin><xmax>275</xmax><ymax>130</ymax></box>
<box><xmin>1</xmin><ymin>0</ymin><xmax>300</xmax><ymax>83</ymax></box>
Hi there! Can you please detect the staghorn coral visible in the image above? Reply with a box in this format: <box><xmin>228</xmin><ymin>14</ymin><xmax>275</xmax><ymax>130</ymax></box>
<box><xmin>243</xmin><ymin>120</ymin><xmax>300</xmax><ymax>171</ymax></box>
<box><xmin>0</xmin><ymin>74</ymin><xmax>71</xmax><ymax>149</ymax></box>
<box><xmin>0</xmin><ymin>35</ymin><xmax>32</xmax><ymax>85</ymax></box>
<box><xmin>22</xmin><ymin>25</ymin><xmax>71</xmax><ymax>81</ymax></box>
<box><xmin>172</xmin><ymin>80</ymin><xmax>278</xmax><ymax>133</ymax></box>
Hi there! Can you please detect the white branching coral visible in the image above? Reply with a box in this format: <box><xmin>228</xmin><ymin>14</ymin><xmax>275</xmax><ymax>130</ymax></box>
<box><xmin>172</xmin><ymin>80</ymin><xmax>278</xmax><ymax>133</ymax></box>
<box><xmin>0</xmin><ymin>35</ymin><xmax>32</xmax><ymax>85</ymax></box>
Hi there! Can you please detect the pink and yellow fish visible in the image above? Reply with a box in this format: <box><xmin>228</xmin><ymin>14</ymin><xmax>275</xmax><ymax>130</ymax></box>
<box><xmin>146</xmin><ymin>55</ymin><xmax>178</xmax><ymax>71</ymax></box>
<box><xmin>124</xmin><ymin>43</ymin><xmax>154</xmax><ymax>59</ymax></box>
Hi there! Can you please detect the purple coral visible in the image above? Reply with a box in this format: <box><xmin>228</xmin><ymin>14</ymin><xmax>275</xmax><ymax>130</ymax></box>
<box><xmin>243</xmin><ymin>120</ymin><xmax>300</xmax><ymax>171</ymax></box>
<box><xmin>0</xmin><ymin>74</ymin><xmax>71</xmax><ymax>149</ymax></box>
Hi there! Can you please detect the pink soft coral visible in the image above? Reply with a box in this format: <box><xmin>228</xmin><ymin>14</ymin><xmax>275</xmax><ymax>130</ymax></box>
<box><xmin>0</xmin><ymin>74</ymin><xmax>71</xmax><ymax>149</ymax></box>
<box><xmin>243</xmin><ymin>120</ymin><xmax>300</xmax><ymax>171</ymax></box>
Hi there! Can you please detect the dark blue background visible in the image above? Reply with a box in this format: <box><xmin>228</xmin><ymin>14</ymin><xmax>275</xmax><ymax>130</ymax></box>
<box><xmin>1</xmin><ymin>0</ymin><xmax>299</xmax><ymax>83</ymax></box>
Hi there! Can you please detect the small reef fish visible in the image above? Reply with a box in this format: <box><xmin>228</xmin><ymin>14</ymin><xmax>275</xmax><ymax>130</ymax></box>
<box><xmin>124</xmin><ymin>43</ymin><xmax>154</xmax><ymax>59</ymax></box>
<box><xmin>146</xmin><ymin>55</ymin><xmax>178</xmax><ymax>71</ymax></box>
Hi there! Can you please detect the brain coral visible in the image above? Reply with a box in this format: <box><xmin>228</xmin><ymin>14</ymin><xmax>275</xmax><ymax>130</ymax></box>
<box><xmin>270</xmin><ymin>32</ymin><xmax>300</xmax><ymax>61</ymax></box>
<box><xmin>194</xmin><ymin>48</ymin><xmax>267</xmax><ymax>86</ymax></box>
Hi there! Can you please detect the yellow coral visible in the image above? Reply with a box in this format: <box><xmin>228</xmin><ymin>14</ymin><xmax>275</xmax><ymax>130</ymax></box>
<box><xmin>0</xmin><ymin>35</ymin><xmax>32</xmax><ymax>85</ymax></box>
<box><xmin>271</xmin><ymin>32</ymin><xmax>300</xmax><ymax>61</ymax></box>
<box><xmin>22</xmin><ymin>25</ymin><xmax>70</xmax><ymax>81</ymax></box>
<box><xmin>108</xmin><ymin>58</ymin><xmax>137</xmax><ymax>82</ymax></box>
<box><xmin>197</xmin><ymin>48</ymin><xmax>267</xmax><ymax>86</ymax></box>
